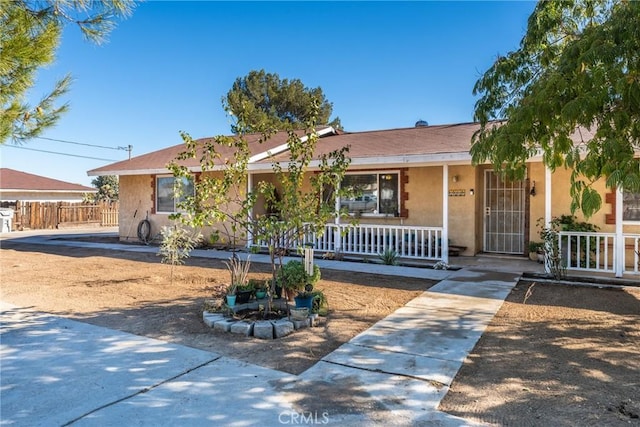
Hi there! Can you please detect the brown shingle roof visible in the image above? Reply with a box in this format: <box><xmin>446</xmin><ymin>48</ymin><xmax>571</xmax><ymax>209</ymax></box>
<box><xmin>258</xmin><ymin>122</ymin><xmax>481</xmax><ymax>165</ymax></box>
<box><xmin>0</xmin><ymin>168</ymin><xmax>96</xmax><ymax>192</ymax></box>
<box><xmin>88</xmin><ymin>129</ymin><xmax>329</xmax><ymax>176</ymax></box>
<box><xmin>87</xmin><ymin>121</ymin><xmax>605</xmax><ymax>176</ymax></box>
<box><xmin>88</xmin><ymin>124</ymin><xmax>483</xmax><ymax>176</ymax></box>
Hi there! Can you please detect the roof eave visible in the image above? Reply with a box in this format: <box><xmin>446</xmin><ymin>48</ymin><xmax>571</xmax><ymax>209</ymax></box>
<box><xmin>248</xmin><ymin>151</ymin><xmax>476</xmax><ymax>172</ymax></box>
<box><xmin>247</xmin><ymin>126</ymin><xmax>337</xmax><ymax>163</ymax></box>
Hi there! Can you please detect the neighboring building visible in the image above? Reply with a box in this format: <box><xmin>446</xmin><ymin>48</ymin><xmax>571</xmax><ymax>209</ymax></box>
<box><xmin>0</xmin><ymin>168</ymin><xmax>97</xmax><ymax>202</ymax></box>
<box><xmin>88</xmin><ymin>122</ymin><xmax>640</xmax><ymax>277</ymax></box>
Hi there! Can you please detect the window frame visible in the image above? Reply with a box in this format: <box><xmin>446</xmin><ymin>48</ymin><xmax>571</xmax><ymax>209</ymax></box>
<box><xmin>623</xmin><ymin>190</ymin><xmax>640</xmax><ymax>223</ymax></box>
<box><xmin>155</xmin><ymin>175</ymin><xmax>194</xmax><ymax>215</ymax></box>
<box><xmin>339</xmin><ymin>170</ymin><xmax>401</xmax><ymax>217</ymax></box>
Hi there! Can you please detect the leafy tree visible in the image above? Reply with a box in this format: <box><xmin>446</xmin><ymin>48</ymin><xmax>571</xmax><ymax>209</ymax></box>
<box><xmin>1</xmin><ymin>0</ymin><xmax>135</xmax><ymax>144</ymax></box>
<box><xmin>169</xmin><ymin>97</ymin><xmax>353</xmax><ymax>314</ymax></box>
<box><xmin>91</xmin><ymin>175</ymin><xmax>119</xmax><ymax>202</ymax></box>
<box><xmin>225</xmin><ymin>69</ymin><xmax>342</xmax><ymax>132</ymax></box>
<box><xmin>471</xmin><ymin>0</ymin><xmax>640</xmax><ymax>217</ymax></box>
<box><xmin>158</xmin><ymin>224</ymin><xmax>202</xmax><ymax>285</ymax></box>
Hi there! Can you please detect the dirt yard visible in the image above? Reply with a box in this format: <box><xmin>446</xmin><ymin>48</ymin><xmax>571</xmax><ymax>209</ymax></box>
<box><xmin>1</xmin><ymin>239</ymin><xmax>638</xmax><ymax>426</ymax></box>
<box><xmin>439</xmin><ymin>281</ymin><xmax>640</xmax><ymax>426</ymax></box>
<box><xmin>0</xmin><ymin>240</ymin><xmax>434</xmax><ymax>375</ymax></box>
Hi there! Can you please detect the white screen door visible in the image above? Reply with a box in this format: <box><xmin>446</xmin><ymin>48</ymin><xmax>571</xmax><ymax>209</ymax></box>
<box><xmin>484</xmin><ymin>170</ymin><xmax>525</xmax><ymax>254</ymax></box>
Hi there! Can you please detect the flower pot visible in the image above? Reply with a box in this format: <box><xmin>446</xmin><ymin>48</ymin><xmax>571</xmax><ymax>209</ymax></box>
<box><xmin>226</xmin><ymin>294</ymin><xmax>236</xmax><ymax>307</ymax></box>
<box><xmin>235</xmin><ymin>289</ymin><xmax>252</xmax><ymax>304</ymax></box>
<box><xmin>255</xmin><ymin>290</ymin><xmax>267</xmax><ymax>299</ymax></box>
<box><xmin>290</xmin><ymin>307</ymin><xmax>309</xmax><ymax>320</ymax></box>
<box><xmin>285</xmin><ymin>288</ymin><xmax>297</xmax><ymax>302</ymax></box>
<box><xmin>294</xmin><ymin>295</ymin><xmax>314</xmax><ymax>310</ymax></box>
<box><xmin>274</xmin><ymin>284</ymin><xmax>283</xmax><ymax>299</ymax></box>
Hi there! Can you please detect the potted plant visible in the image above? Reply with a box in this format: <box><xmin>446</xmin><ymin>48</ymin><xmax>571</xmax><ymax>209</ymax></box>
<box><xmin>528</xmin><ymin>241</ymin><xmax>544</xmax><ymax>262</ymax></box>
<box><xmin>276</xmin><ymin>260</ymin><xmax>320</xmax><ymax>301</ymax></box>
<box><xmin>252</xmin><ymin>279</ymin><xmax>268</xmax><ymax>299</ymax></box>
<box><xmin>226</xmin><ymin>283</ymin><xmax>237</xmax><ymax>307</ymax></box>
<box><xmin>294</xmin><ymin>283</ymin><xmax>316</xmax><ymax>310</ymax></box>
<box><xmin>224</xmin><ymin>255</ymin><xmax>251</xmax><ymax>306</ymax></box>
<box><xmin>235</xmin><ymin>282</ymin><xmax>254</xmax><ymax>304</ymax></box>
<box><xmin>310</xmin><ymin>289</ymin><xmax>328</xmax><ymax>316</ymax></box>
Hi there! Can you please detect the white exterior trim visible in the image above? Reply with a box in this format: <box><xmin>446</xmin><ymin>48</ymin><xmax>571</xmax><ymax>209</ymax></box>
<box><xmin>442</xmin><ymin>164</ymin><xmax>449</xmax><ymax>264</ymax></box>
<box><xmin>615</xmin><ymin>186</ymin><xmax>624</xmax><ymax>277</ymax></box>
<box><xmin>247</xmin><ymin>126</ymin><xmax>336</xmax><ymax>163</ymax></box>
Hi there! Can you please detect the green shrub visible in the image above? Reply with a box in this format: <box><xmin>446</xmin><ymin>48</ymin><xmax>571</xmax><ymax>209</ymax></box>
<box><xmin>379</xmin><ymin>248</ymin><xmax>398</xmax><ymax>265</ymax></box>
<box><xmin>277</xmin><ymin>260</ymin><xmax>320</xmax><ymax>291</ymax></box>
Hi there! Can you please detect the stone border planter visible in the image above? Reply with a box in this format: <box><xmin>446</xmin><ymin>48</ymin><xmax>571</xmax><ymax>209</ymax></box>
<box><xmin>203</xmin><ymin>310</ymin><xmax>315</xmax><ymax>340</ymax></box>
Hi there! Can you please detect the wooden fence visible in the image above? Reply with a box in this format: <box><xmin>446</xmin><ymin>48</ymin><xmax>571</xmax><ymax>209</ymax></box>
<box><xmin>0</xmin><ymin>201</ymin><xmax>119</xmax><ymax>230</ymax></box>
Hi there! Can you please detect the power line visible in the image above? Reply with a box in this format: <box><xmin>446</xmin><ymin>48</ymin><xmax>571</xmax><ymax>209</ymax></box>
<box><xmin>34</xmin><ymin>136</ymin><xmax>130</xmax><ymax>152</ymax></box>
<box><xmin>2</xmin><ymin>144</ymin><xmax>120</xmax><ymax>162</ymax></box>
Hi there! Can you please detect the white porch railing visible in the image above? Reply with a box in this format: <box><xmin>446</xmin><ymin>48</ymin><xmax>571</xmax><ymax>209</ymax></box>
<box><xmin>559</xmin><ymin>231</ymin><xmax>640</xmax><ymax>275</ymax></box>
<box><xmin>624</xmin><ymin>234</ymin><xmax>640</xmax><ymax>275</ymax></box>
<box><xmin>323</xmin><ymin>224</ymin><xmax>443</xmax><ymax>260</ymax></box>
<box><xmin>254</xmin><ymin>223</ymin><xmax>444</xmax><ymax>260</ymax></box>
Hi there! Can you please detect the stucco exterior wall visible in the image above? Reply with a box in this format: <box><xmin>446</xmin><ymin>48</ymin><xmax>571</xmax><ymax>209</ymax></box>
<box><xmin>402</xmin><ymin>165</ymin><xmax>477</xmax><ymax>255</ymax></box>
<box><xmin>118</xmin><ymin>162</ymin><xmax>638</xmax><ymax>263</ymax></box>
<box><xmin>118</xmin><ymin>173</ymin><xmax>246</xmax><ymax>244</ymax></box>
<box><xmin>447</xmin><ymin>165</ymin><xmax>477</xmax><ymax>254</ymax></box>
<box><xmin>118</xmin><ymin>175</ymin><xmax>156</xmax><ymax>242</ymax></box>
<box><xmin>528</xmin><ymin>162</ymin><xmax>547</xmax><ymax>243</ymax></box>
<box><xmin>527</xmin><ymin>164</ymin><xmax>640</xmax><ymax>238</ymax></box>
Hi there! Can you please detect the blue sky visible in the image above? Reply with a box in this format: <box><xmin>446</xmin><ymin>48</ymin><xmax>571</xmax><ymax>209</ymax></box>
<box><xmin>1</xmin><ymin>1</ymin><xmax>536</xmax><ymax>186</ymax></box>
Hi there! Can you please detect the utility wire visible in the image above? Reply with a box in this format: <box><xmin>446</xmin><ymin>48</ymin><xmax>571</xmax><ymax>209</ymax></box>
<box><xmin>3</xmin><ymin>144</ymin><xmax>120</xmax><ymax>162</ymax></box>
<box><xmin>34</xmin><ymin>136</ymin><xmax>130</xmax><ymax>152</ymax></box>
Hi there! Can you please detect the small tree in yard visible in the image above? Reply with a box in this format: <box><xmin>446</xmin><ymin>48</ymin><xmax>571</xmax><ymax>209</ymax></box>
<box><xmin>169</xmin><ymin>99</ymin><xmax>353</xmax><ymax>314</ymax></box>
<box><xmin>158</xmin><ymin>224</ymin><xmax>202</xmax><ymax>284</ymax></box>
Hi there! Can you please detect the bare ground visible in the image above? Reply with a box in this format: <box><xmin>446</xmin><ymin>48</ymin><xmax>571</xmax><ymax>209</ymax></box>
<box><xmin>0</xmin><ymin>240</ymin><xmax>434</xmax><ymax>375</ymax></box>
<box><xmin>1</xmin><ymin>240</ymin><xmax>639</xmax><ymax>426</ymax></box>
<box><xmin>439</xmin><ymin>281</ymin><xmax>640</xmax><ymax>426</ymax></box>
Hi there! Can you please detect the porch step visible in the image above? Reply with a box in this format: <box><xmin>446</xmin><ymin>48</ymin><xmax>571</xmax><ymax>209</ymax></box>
<box><xmin>449</xmin><ymin>245</ymin><xmax>467</xmax><ymax>256</ymax></box>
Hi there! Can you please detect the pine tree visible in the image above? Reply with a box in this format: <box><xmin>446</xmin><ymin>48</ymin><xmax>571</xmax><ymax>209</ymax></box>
<box><xmin>91</xmin><ymin>175</ymin><xmax>119</xmax><ymax>202</ymax></box>
<box><xmin>0</xmin><ymin>0</ymin><xmax>135</xmax><ymax>144</ymax></box>
<box><xmin>226</xmin><ymin>69</ymin><xmax>342</xmax><ymax>132</ymax></box>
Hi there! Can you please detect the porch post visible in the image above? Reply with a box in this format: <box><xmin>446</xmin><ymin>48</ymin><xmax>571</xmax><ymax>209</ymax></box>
<box><xmin>615</xmin><ymin>186</ymin><xmax>624</xmax><ymax>277</ymax></box>
<box><xmin>334</xmin><ymin>181</ymin><xmax>341</xmax><ymax>253</ymax></box>
<box><xmin>247</xmin><ymin>172</ymin><xmax>253</xmax><ymax>247</ymax></box>
<box><xmin>442</xmin><ymin>165</ymin><xmax>449</xmax><ymax>263</ymax></box>
<box><xmin>544</xmin><ymin>165</ymin><xmax>552</xmax><ymax>274</ymax></box>
<box><xmin>544</xmin><ymin>166</ymin><xmax>552</xmax><ymax>228</ymax></box>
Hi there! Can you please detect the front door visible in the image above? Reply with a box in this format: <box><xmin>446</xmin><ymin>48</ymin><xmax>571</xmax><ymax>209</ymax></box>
<box><xmin>483</xmin><ymin>170</ymin><xmax>525</xmax><ymax>254</ymax></box>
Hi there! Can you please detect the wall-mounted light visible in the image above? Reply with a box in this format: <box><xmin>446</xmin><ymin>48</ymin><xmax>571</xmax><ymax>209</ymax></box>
<box><xmin>530</xmin><ymin>181</ymin><xmax>536</xmax><ymax>196</ymax></box>
<box><xmin>452</xmin><ymin>175</ymin><xmax>459</xmax><ymax>183</ymax></box>
<box><xmin>469</xmin><ymin>189</ymin><xmax>475</xmax><ymax>196</ymax></box>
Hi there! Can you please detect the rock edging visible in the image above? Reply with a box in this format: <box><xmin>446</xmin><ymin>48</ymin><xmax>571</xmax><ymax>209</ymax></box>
<box><xmin>203</xmin><ymin>311</ymin><xmax>318</xmax><ymax>339</ymax></box>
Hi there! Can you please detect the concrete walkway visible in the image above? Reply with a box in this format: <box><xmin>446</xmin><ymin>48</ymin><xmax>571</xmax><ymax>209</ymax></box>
<box><xmin>0</xmin><ymin>229</ymin><xmax>535</xmax><ymax>426</ymax></box>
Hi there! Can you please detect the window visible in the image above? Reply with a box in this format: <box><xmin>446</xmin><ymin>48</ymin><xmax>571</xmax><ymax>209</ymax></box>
<box><xmin>623</xmin><ymin>190</ymin><xmax>640</xmax><ymax>222</ymax></box>
<box><xmin>340</xmin><ymin>172</ymin><xmax>399</xmax><ymax>215</ymax></box>
<box><xmin>156</xmin><ymin>176</ymin><xmax>194</xmax><ymax>214</ymax></box>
